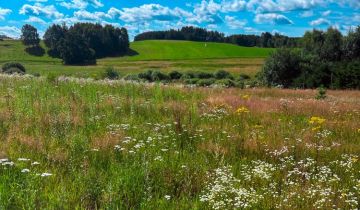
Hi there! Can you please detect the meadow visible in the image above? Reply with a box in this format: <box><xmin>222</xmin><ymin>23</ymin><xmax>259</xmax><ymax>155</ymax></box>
<box><xmin>0</xmin><ymin>40</ymin><xmax>270</xmax><ymax>78</ymax></box>
<box><xmin>0</xmin><ymin>74</ymin><xmax>359</xmax><ymax>209</ymax></box>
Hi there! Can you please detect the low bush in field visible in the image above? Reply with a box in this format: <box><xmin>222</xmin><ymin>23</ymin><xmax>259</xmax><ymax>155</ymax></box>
<box><xmin>103</xmin><ymin>67</ymin><xmax>120</xmax><ymax>80</ymax></box>
<box><xmin>197</xmin><ymin>78</ymin><xmax>216</xmax><ymax>87</ymax></box>
<box><xmin>168</xmin><ymin>71</ymin><xmax>182</xmax><ymax>80</ymax></box>
<box><xmin>1</xmin><ymin>62</ymin><xmax>26</xmax><ymax>74</ymax></box>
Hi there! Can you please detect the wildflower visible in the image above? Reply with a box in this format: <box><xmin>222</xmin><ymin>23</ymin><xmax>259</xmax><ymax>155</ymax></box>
<box><xmin>31</xmin><ymin>162</ymin><xmax>40</xmax><ymax>166</ymax></box>
<box><xmin>21</xmin><ymin>168</ymin><xmax>30</xmax><ymax>173</ymax></box>
<box><xmin>309</xmin><ymin>117</ymin><xmax>326</xmax><ymax>125</ymax></box>
<box><xmin>41</xmin><ymin>173</ymin><xmax>53</xmax><ymax>177</ymax></box>
<box><xmin>236</xmin><ymin>106</ymin><xmax>250</xmax><ymax>114</ymax></box>
<box><xmin>242</xmin><ymin>95</ymin><xmax>250</xmax><ymax>100</ymax></box>
<box><xmin>164</xmin><ymin>195</ymin><xmax>171</xmax><ymax>200</ymax></box>
<box><xmin>18</xmin><ymin>158</ymin><xmax>30</xmax><ymax>162</ymax></box>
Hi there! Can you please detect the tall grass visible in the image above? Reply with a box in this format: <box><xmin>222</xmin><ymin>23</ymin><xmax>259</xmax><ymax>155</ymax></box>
<box><xmin>0</xmin><ymin>74</ymin><xmax>359</xmax><ymax>209</ymax></box>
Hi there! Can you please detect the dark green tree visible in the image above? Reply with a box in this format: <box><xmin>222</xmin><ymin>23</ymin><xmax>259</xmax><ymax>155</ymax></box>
<box><xmin>44</xmin><ymin>24</ymin><xmax>67</xmax><ymax>58</ymax></box>
<box><xmin>21</xmin><ymin>24</ymin><xmax>40</xmax><ymax>47</ymax></box>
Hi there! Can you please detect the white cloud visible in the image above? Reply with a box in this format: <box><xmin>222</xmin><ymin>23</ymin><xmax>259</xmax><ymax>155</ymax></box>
<box><xmin>0</xmin><ymin>26</ymin><xmax>21</xmax><ymax>38</ymax></box>
<box><xmin>225</xmin><ymin>16</ymin><xmax>247</xmax><ymax>29</ymax></box>
<box><xmin>60</xmin><ymin>0</ymin><xmax>103</xmax><ymax>9</ymax></box>
<box><xmin>0</xmin><ymin>8</ymin><xmax>12</xmax><ymax>20</ymax></box>
<box><xmin>246</xmin><ymin>0</ymin><xmax>325</xmax><ymax>13</ymax></box>
<box><xmin>255</xmin><ymin>13</ymin><xmax>293</xmax><ymax>25</ymax></box>
<box><xmin>19</xmin><ymin>3</ymin><xmax>64</xmax><ymax>19</ymax></box>
<box><xmin>300</xmin><ymin>10</ymin><xmax>314</xmax><ymax>18</ymax></box>
<box><xmin>110</xmin><ymin>4</ymin><xmax>193</xmax><ymax>23</ymax></box>
<box><xmin>321</xmin><ymin>10</ymin><xmax>331</xmax><ymax>16</ymax></box>
<box><xmin>310</xmin><ymin>18</ymin><xmax>331</xmax><ymax>26</ymax></box>
<box><xmin>25</xmin><ymin>16</ymin><xmax>46</xmax><ymax>24</ymax></box>
<box><xmin>74</xmin><ymin>10</ymin><xmax>110</xmax><ymax>21</ymax></box>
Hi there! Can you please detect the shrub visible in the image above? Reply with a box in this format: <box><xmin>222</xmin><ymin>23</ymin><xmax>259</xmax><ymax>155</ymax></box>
<box><xmin>169</xmin><ymin>71</ymin><xmax>183</xmax><ymax>80</ymax></box>
<box><xmin>181</xmin><ymin>72</ymin><xmax>196</xmax><ymax>80</ymax></box>
<box><xmin>215</xmin><ymin>79</ymin><xmax>236</xmax><ymax>87</ymax></box>
<box><xmin>214</xmin><ymin>70</ymin><xmax>232</xmax><ymax>79</ymax></box>
<box><xmin>3</xmin><ymin>67</ymin><xmax>25</xmax><ymax>74</ymax></box>
<box><xmin>196</xmin><ymin>71</ymin><xmax>214</xmax><ymax>79</ymax></box>
<box><xmin>151</xmin><ymin>71</ymin><xmax>169</xmax><ymax>81</ymax></box>
<box><xmin>197</xmin><ymin>78</ymin><xmax>216</xmax><ymax>87</ymax></box>
<box><xmin>184</xmin><ymin>78</ymin><xmax>199</xmax><ymax>85</ymax></box>
<box><xmin>239</xmin><ymin>73</ymin><xmax>250</xmax><ymax>80</ymax></box>
<box><xmin>124</xmin><ymin>74</ymin><xmax>140</xmax><ymax>81</ymax></box>
<box><xmin>138</xmin><ymin>70</ymin><xmax>154</xmax><ymax>82</ymax></box>
<box><xmin>315</xmin><ymin>86</ymin><xmax>327</xmax><ymax>100</ymax></box>
<box><xmin>103</xmin><ymin>67</ymin><xmax>119</xmax><ymax>80</ymax></box>
<box><xmin>2</xmin><ymin>62</ymin><xmax>26</xmax><ymax>73</ymax></box>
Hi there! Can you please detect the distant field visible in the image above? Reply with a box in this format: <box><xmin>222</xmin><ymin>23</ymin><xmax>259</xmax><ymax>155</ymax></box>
<box><xmin>0</xmin><ymin>40</ymin><xmax>273</xmax><ymax>77</ymax></box>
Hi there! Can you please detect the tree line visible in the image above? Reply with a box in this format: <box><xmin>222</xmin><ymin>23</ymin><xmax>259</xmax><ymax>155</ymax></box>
<box><xmin>134</xmin><ymin>26</ymin><xmax>300</xmax><ymax>48</ymax></box>
<box><xmin>20</xmin><ymin>23</ymin><xmax>130</xmax><ymax>65</ymax></box>
<box><xmin>261</xmin><ymin>27</ymin><xmax>360</xmax><ymax>89</ymax></box>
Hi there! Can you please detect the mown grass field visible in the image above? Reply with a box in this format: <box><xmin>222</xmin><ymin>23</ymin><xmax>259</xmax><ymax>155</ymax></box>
<box><xmin>0</xmin><ymin>75</ymin><xmax>359</xmax><ymax>209</ymax></box>
<box><xmin>0</xmin><ymin>40</ymin><xmax>271</xmax><ymax>77</ymax></box>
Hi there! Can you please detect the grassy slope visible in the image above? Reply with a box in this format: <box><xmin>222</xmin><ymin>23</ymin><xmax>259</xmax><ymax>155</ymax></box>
<box><xmin>0</xmin><ymin>40</ymin><xmax>272</xmax><ymax>76</ymax></box>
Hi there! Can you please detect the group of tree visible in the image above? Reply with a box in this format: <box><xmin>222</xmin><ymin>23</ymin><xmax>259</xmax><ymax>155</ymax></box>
<box><xmin>43</xmin><ymin>23</ymin><xmax>129</xmax><ymax>65</ymax></box>
<box><xmin>261</xmin><ymin>26</ymin><xmax>360</xmax><ymax>89</ymax></box>
<box><xmin>134</xmin><ymin>26</ymin><xmax>225</xmax><ymax>43</ymax></box>
<box><xmin>134</xmin><ymin>26</ymin><xmax>299</xmax><ymax>48</ymax></box>
<box><xmin>226</xmin><ymin>32</ymin><xmax>299</xmax><ymax>48</ymax></box>
<box><xmin>20</xmin><ymin>23</ymin><xmax>129</xmax><ymax>65</ymax></box>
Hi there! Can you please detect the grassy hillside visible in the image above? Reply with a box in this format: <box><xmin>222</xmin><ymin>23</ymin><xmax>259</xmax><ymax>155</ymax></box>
<box><xmin>0</xmin><ymin>40</ymin><xmax>272</xmax><ymax>77</ymax></box>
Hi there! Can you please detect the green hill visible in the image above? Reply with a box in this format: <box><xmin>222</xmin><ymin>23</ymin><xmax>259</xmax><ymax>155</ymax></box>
<box><xmin>0</xmin><ymin>40</ymin><xmax>272</xmax><ymax>76</ymax></box>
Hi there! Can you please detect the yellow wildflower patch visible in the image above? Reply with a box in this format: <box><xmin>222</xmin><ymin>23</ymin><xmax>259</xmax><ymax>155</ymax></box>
<box><xmin>309</xmin><ymin>116</ymin><xmax>326</xmax><ymax>125</ymax></box>
<box><xmin>236</xmin><ymin>106</ymin><xmax>250</xmax><ymax>114</ymax></box>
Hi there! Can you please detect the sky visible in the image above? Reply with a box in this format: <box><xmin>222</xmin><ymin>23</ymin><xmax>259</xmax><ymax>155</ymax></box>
<box><xmin>0</xmin><ymin>0</ymin><xmax>359</xmax><ymax>40</ymax></box>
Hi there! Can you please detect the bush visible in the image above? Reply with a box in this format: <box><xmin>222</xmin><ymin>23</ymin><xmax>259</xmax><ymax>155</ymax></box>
<box><xmin>214</xmin><ymin>70</ymin><xmax>232</xmax><ymax>79</ymax></box>
<box><xmin>196</xmin><ymin>71</ymin><xmax>214</xmax><ymax>79</ymax></box>
<box><xmin>184</xmin><ymin>78</ymin><xmax>199</xmax><ymax>85</ymax></box>
<box><xmin>124</xmin><ymin>74</ymin><xmax>140</xmax><ymax>81</ymax></box>
<box><xmin>169</xmin><ymin>71</ymin><xmax>183</xmax><ymax>80</ymax></box>
<box><xmin>215</xmin><ymin>79</ymin><xmax>236</xmax><ymax>87</ymax></box>
<box><xmin>2</xmin><ymin>62</ymin><xmax>26</xmax><ymax>73</ymax></box>
<box><xmin>151</xmin><ymin>71</ymin><xmax>169</xmax><ymax>81</ymax></box>
<box><xmin>197</xmin><ymin>78</ymin><xmax>216</xmax><ymax>87</ymax></box>
<box><xmin>239</xmin><ymin>73</ymin><xmax>250</xmax><ymax>80</ymax></box>
<box><xmin>181</xmin><ymin>72</ymin><xmax>196</xmax><ymax>80</ymax></box>
<box><xmin>315</xmin><ymin>86</ymin><xmax>327</xmax><ymax>100</ymax></box>
<box><xmin>3</xmin><ymin>67</ymin><xmax>25</xmax><ymax>74</ymax></box>
<box><xmin>103</xmin><ymin>67</ymin><xmax>119</xmax><ymax>80</ymax></box>
<box><xmin>138</xmin><ymin>70</ymin><xmax>153</xmax><ymax>82</ymax></box>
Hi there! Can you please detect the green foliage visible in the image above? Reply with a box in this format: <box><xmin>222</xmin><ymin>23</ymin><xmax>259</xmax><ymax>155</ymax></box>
<box><xmin>262</xmin><ymin>48</ymin><xmax>302</xmax><ymax>87</ymax></box>
<box><xmin>342</xmin><ymin>26</ymin><xmax>360</xmax><ymax>60</ymax></box>
<box><xmin>196</xmin><ymin>72</ymin><xmax>214</xmax><ymax>79</ymax></box>
<box><xmin>103</xmin><ymin>67</ymin><xmax>119</xmax><ymax>80</ymax></box>
<box><xmin>315</xmin><ymin>86</ymin><xmax>327</xmax><ymax>100</ymax></box>
<box><xmin>1</xmin><ymin>62</ymin><xmax>26</xmax><ymax>74</ymax></box>
<box><xmin>238</xmin><ymin>73</ymin><xmax>250</xmax><ymax>80</ymax></box>
<box><xmin>21</xmin><ymin>24</ymin><xmax>40</xmax><ymax>47</ymax></box>
<box><xmin>214</xmin><ymin>79</ymin><xmax>236</xmax><ymax>87</ymax></box>
<box><xmin>214</xmin><ymin>70</ymin><xmax>232</xmax><ymax>79</ymax></box>
<box><xmin>168</xmin><ymin>71</ymin><xmax>183</xmax><ymax>80</ymax></box>
<box><xmin>197</xmin><ymin>78</ymin><xmax>216</xmax><ymax>87</ymax></box>
<box><xmin>59</xmin><ymin>30</ymin><xmax>96</xmax><ymax>65</ymax></box>
<box><xmin>44</xmin><ymin>23</ymin><xmax>129</xmax><ymax>65</ymax></box>
<box><xmin>184</xmin><ymin>78</ymin><xmax>199</xmax><ymax>84</ymax></box>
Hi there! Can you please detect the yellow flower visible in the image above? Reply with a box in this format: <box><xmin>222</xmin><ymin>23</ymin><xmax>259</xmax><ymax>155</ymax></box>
<box><xmin>309</xmin><ymin>116</ymin><xmax>326</xmax><ymax>125</ymax></box>
<box><xmin>352</xmin><ymin>157</ymin><xmax>358</xmax><ymax>162</ymax></box>
<box><xmin>312</xmin><ymin>126</ymin><xmax>321</xmax><ymax>131</ymax></box>
<box><xmin>236</xmin><ymin>106</ymin><xmax>250</xmax><ymax>114</ymax></box>
<box><xmin>242</xmin><ymin>95</ymin><xmax>250</xmax><ymax>100</ymax></box>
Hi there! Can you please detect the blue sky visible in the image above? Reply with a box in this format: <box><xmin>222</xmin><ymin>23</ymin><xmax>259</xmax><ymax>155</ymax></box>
<box><xmin>0</xmin><ymin>0</ymin><xmax>359</xmax><ymax>40</ymax></box>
